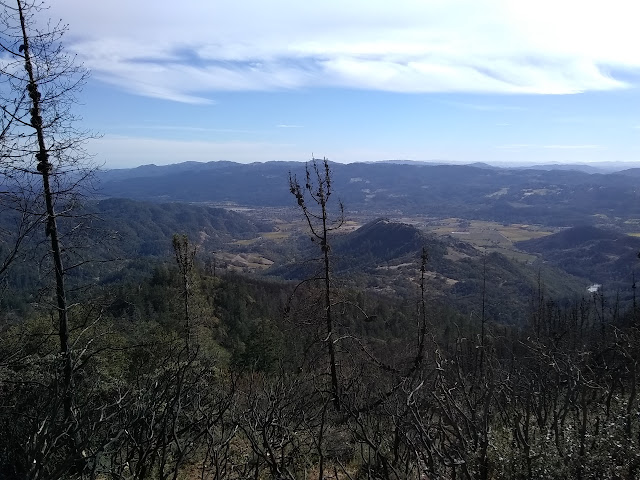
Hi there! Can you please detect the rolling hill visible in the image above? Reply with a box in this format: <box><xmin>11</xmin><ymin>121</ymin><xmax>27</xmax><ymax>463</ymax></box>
<box><xmin>517</xmin><ymin>225</ymin><xmax>640</xmax><ymax>287</ymax></box>
<box><xmin>269</xmin><ymin>218</ymin><xmax>588</xmax><ymax>323</ymax></box>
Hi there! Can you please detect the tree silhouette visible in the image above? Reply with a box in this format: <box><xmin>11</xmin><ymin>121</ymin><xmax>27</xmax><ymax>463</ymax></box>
<box><xmin>289</xmin><ymin>157</ymin><xmax>344</xmax><ymax>410</ymax></box>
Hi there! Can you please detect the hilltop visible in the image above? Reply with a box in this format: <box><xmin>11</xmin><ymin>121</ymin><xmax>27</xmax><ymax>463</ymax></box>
<box><xmin>270</xmin><ymin>218</ymin><xmax>587</xmax><ymax>323</ymax></box>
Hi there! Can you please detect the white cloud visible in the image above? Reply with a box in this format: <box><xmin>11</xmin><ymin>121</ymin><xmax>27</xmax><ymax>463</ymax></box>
<box><xmin>46</xmin><ymin>0</ymin><xmax>640</xmax><ymax>102</ymax></box>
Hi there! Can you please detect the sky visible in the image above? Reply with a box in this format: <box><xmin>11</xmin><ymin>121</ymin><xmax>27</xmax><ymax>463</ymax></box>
<box><xmin>30</xmin><ymin>0</ymin><xmax>640</xmax><ymax>168</ymax></box>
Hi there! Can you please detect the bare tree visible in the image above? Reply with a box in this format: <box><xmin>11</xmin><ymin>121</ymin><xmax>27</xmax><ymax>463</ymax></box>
<box><xmin>0</xmin><ymin>3</ymin><xmax>98</xmax><ymax>477</ymax></box>
<box><xmin>289</xmin><ymin>157</ymin><xmax>344</xmax><ymax>410</ymax></box>
<box><xmin>0</xmin><ymin>0</ymin><xmax>94</xmax><ymax>421</ymax></box>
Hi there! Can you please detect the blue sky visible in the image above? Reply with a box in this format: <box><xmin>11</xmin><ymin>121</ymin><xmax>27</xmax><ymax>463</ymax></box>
<box><xmin>40</xmin><ymin>0</ymin><xmax>640</xmax><ymax>168</ymax></box>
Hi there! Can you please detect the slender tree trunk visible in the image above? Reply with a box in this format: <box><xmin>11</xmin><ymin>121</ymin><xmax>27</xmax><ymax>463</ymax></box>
<box><xmin>480</xmin><ymin>254</ymin><xmax>486</xmax><ymax>373</ymax></box>
<box><xmin>18</xmin><ymin>0</ymin><xmax>73</xmax><ymax>421</ymax></box>
<box><xmin>289</xmin><ymin>158</ymin><xmax>344</xmax><ymax>411</ymax></box>
<box><xmin>415</xmin><ymin>247</ymin><xmax>429</xmax><ymax>368</ymax></box>
<box><xmin>322</xmin><ymin>210</ymin><xmax>340</xmax><ymax>411</ymax></box>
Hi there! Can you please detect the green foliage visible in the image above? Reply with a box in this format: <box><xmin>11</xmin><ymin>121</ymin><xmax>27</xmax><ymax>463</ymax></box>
<box><xmin>235</xmin><ymin>319</ymin><xmax>284</xmax><ymax>372</ymax></box>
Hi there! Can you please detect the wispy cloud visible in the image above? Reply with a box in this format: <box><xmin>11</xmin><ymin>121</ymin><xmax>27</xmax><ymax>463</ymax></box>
<box><xmin>498</xmin><ymin>144</ymin><xmax>601</xmax><ymax>150</ymax></box>
<box><xmin>542</xmin><ymin>144</ymin><xmax>601</xmax><ymax>150</ymax></box>
<box><xmin>444</xmin><ymin>101</ymin><xmax>524</xmax><ymax>111</ymax></box>
<box><xmin>113</xmin><ymin>125</ymin><xmax>258</xmax><ymax>134</ymax></box>
<box><xmin>50</xmin><ymin>0</ymin><xmax>640</xmax><ymax>102</ymax></box>
<box><xmin>277</xmin><ymin>124</ymin><xmax>303</xmax><ymax>128</ymax></box>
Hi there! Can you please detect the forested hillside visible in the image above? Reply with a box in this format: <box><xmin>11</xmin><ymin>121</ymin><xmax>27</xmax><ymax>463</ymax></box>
<box><xmin>1</xmin><ymin>2</ymin><xmax>640</xmax><ymax>478</ymax></box>
<box><xmin>3</xmin><ymin>155</ymin><xmax>640</xmax><ymax>479</ymax></box>
<box><xmin>3</xmin><ymin>234</ymin><xmax>639</xmax><ymax>479</ymax></box>
<box><xmin>99</xmin><ymin>161</ymin><xmax>640</xmax><ymax>227</ymax></box>
<box><xmin>517</xmin><ymin>225</ymin><xmax>640</xmax><ymax>288</ymax></box>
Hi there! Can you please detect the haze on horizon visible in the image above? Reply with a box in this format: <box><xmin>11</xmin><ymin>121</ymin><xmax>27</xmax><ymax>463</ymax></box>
<box><xmin>40</xmin><ymin>1</ymin><xmax>640</xmax><ymax>168</ymax></box>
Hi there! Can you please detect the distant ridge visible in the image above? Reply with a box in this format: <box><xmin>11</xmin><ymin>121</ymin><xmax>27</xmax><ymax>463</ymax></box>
<box><xmin>618</xmin><ymin>168</ymin><xmax>640</xmax><ymax>177</ymax></box>
<box><xmin>96</xmin><ymin>160</ymin><xmax>640</xmax><ymax>227</ymax></box>
<box><xmin>466</xmin><ymin>162</ymin><xmax>496</xmax><ymax>169</ymax></box>
<box><xmin>377</xmin><ymin>159</ymin><xmax>445</xmax><ymax>165</ymax></box>
<box><xmin>513</xmin><ymin>164</ymin><xmax>606</xmax><ymax>174</ymax></box>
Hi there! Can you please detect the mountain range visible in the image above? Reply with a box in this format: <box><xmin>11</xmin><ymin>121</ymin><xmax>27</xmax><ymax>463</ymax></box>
<box><xmin>96</xmin><ymin>161</ymin><xmax>640</xmax><ymax>228</ymax></box>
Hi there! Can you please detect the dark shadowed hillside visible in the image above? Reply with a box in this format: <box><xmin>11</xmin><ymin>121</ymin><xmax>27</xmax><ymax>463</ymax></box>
<box><xmin>517</xmin><ymin>225</ymin><xmax>620</xmax><ymax>250</ymax></box>
<box><xmin>517</xmin><ymin>226</ymin><xmax>640</xmax><ymax>286</ymax></box>
<box><xmin>334</xmin><ymin>218</ymin><xmax>447</xmax><ymax>269</ymax></box>
<box><xmin>90</xmin><ymin>198</ymin><xmax>272</xmax><ymax>258</ymax></box>
<box><xmin>0</xmin><ymin>198</ymin><xmax>273</xmax><ymax>295</ymax></box>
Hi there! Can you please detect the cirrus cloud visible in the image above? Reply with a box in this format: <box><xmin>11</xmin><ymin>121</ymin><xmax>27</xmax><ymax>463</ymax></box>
<box><xmin>47</xmin><ymin>0</ymin><xmax>640</xmax><ymax>103</ymax></box>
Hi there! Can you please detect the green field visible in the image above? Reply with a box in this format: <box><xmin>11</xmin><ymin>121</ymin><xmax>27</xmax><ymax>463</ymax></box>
<box><xmin>425</xmin><ymin>218</ymin><xmax>552</xmax><ymax>261</ymax></box>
